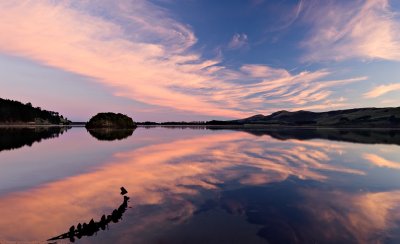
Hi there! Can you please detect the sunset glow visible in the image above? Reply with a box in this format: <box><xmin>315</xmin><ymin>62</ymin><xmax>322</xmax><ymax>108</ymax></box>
<box><xmin>1</xmin><ymin>0</ymin><xmax>399</xmax><ymax>121</ymax></box>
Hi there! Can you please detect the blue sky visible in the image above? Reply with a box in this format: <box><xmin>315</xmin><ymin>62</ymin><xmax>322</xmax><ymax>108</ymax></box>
<box><xmin>0</xmin><ymin>0</ymin><xmax>399</xmax><ymax>121</ymax></box>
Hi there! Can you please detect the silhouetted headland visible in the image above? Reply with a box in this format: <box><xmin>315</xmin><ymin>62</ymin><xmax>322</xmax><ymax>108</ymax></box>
<box><xmin>47</xmin><ymin>188</ymin><xmax>130</xmax><ymax>243</ymax></box>
<box><xmin>0</xmin><ymin>97</ymin><xmax>70</xmax><ymax>125</ymax></box>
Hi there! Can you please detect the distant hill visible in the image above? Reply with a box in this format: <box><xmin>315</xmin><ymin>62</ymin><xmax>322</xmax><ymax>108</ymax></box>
<box><xmin>207</xmin><ymin>107</ymin><xmax>400</xmax><ymax>127</ymax></box>
<box><xmin>0</xmin><ymin>97</ymin><xmax>70</xmax><ymax>125</ymax></box>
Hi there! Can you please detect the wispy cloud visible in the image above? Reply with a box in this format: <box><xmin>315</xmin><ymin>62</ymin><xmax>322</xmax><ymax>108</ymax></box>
<box><xmin>240</xmin><ymin>64</ymin><xmax>290</xmax><ymax>79</ymax></box>
<box><xmin>0</xmin><ymin>0</ymin><xmax>365</xmax><ymax>118</ymax></box>
<box><xmin>302</xmin><ymin>0</ymin><xmax>400</xmax><ymax>61</ymax></box>
<box><xmin>228</xmin><ymin>33</ymin><xmax>248</xmax><ymax>49</ymax></box>
<box><xmin>364</xmin><ymin>83</ymin><xmax>400</xmax><ymax>98</ymax></box>
<box><xmin>269</xmin><ymin>0</ymin><xmax>304</xmax><ymax>32</ymax></box>
<box><xmin>207</xmin><ymin>65</ymin><xmax>366</xmax><ymax>113</ymax></box>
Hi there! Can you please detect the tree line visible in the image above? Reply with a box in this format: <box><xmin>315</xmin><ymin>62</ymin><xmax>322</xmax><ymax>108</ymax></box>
<box><xmin>0</xmin><ymin>97</ymin><xmax>70</xmax><ymax>124</ymax></box>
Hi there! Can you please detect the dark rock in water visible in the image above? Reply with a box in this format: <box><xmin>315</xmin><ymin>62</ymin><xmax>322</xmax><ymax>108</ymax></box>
<box><xmin>69</xmin><ymin>225</ymin><xmax>75</xmax><ymax>235</ymax></box>
<box><xmin>100</xmin><ymin>215</ymin><xmax>107</xmax><ymax>230</ymax></box>
<box><xmin>77</xmin><ymin>223</ymin><xmax>82</xmax><ymax>232</ymax></box>
<box><xmin>111</xmin><ymin>209</ymin><xmax>119</xmax><ymax>223</ymax></box>
<box><xmin>120</xmin><ymin>187</ymin><xmax>128</xmax><ymax>195</ymax></box>
<box><xmin>47</xmin><ymin>188</ymin><xmax>130</xmax><ymax>242</ymax></box>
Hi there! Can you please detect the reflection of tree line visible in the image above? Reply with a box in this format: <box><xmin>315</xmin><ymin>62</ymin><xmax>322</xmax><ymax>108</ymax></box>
<box><xmin>140</xmin><ymin>125</ymin><xmax>209</xmax><ymax>130</ymax></box>
<box><xmin>2</xmin><ymin>126</ymin><xmax>399</xmax><ymax>153</ymax></box>
<box><xmin>48</xmin><ymin>188</ymin><xmax>130</xmax><ymax>243</ymax></box>
<box><xmin>0</xmin><ymin>127</ymin><xmax>136</xmax><ymax>153</ymax></box>
<box><xmin>207</xmin><ymin>127</ymin><xmax>400</xmax><ymax>146</ymax></box>
<box><xmin>138</xmin><ymin>126</ymin><xmax>400</xmax><ymax>146</ymax></box>
<box><xmin>0</xmin><ymin>127</ymin><xmax>70</xmax><ymax>152</ymax></box>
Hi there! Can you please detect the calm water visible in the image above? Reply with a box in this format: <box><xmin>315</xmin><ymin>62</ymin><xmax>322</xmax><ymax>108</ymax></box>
<box><xmin>1</xmin><ymin>127</ymin><xmax>400</xmax><ymax>243</ymax></box>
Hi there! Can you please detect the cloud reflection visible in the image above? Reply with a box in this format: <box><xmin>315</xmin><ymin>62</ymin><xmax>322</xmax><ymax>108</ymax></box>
<box><xmin>0</xmin><ymin>131</ymin><xmax>390</xmax><ymax>242</ymax></box>
<box><xmin>299</xmin><ymin>189</ymin><xmax>400</xmax><ymax>243</ymax></box>
<box><xmin>364</xmin><ymin>153</ymin><xmax>400</xmax><ymax>169</ymax></box>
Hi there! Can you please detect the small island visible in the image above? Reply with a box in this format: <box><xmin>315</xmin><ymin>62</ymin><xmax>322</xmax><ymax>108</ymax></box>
<box><xmin>85</xmin><ymin>112</ymin><xmax>136</xmax><ymax>129</ymax></box>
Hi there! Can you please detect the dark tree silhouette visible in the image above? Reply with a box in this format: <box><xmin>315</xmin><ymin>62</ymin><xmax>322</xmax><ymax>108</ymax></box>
<box><xmin>0</xmin><ymin>97</ymin><xmax>70</xmax><ymax>124</ymax></box>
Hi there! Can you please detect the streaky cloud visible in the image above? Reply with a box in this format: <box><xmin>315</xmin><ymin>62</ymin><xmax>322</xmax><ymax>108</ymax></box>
<box><xmin>364</xmin><ymin>83</ymin><xmax>400</xmax><ymax>98</ymax></box>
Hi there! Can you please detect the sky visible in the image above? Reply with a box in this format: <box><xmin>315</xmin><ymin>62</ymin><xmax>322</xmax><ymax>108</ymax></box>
<box><xmin>0</xmin><ymin>0</ymin><xmax>400</xmax><ymax>122</ymax></box>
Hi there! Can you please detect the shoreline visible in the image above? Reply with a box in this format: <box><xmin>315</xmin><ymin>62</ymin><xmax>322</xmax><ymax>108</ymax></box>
<box><xmin>0</xmin><ymin>124</ymin><xmax>84</xmax><ymax>128</ymax></box>
<box><xmin>136</xmin><ymin>124</ymin><xmax>400</xmax><ymax>130</ymax></box>
<box><xmin>1</xmin><ymin>124</ymin><xmax>399</xmax><ymax>130</ymax></box>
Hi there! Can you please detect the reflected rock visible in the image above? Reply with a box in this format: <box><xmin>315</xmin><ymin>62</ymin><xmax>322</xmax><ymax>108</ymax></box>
<box><xmin>0</xmin><ymin>126</ymin><xmax>70</xmax><ymax>152</ymax></box>
<box><xmin>120</xmin><ymin>186</ymin><xmax>128</xmax><ymax>195</ymax></box>
<box><xmin>87</xmin><ymin>128</ymin><xmax>135</xmax><ymax>141</ymax></box>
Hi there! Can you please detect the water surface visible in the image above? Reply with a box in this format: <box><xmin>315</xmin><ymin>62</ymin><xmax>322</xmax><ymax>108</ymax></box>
<box><xmin>1</xmin><ymin>127</ymin><xmax>400</xmax><ymax>243</ymax></box>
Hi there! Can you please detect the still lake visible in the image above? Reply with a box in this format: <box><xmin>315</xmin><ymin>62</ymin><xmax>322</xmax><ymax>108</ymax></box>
<box><xmin>1</xmin><ymin>126</ymin><xmax>400</xmax><ymax>243</ymax></box>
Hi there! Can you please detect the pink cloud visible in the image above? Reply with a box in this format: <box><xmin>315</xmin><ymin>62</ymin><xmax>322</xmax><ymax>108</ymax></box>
<box><xmin>240</xmin><ymin>64</ymin><xmax>290</xmax><ymax>79</ymax></box>
<box><xmin>364</xmin><ymin>83</ymin><xmax>400</xmax><ymax>98</ymax></box>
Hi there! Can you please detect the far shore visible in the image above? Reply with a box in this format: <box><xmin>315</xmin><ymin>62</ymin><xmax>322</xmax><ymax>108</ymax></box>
<box><xmin>136</xmin><ymin>124</ymin><xmax>400</xmax><ymax>130</ymax></box>
<box><xmin>1</xmin><ymin>124</ymin><xmax>400</xmax><ymax>130</ymax></box>
<box><xmin>0</xmin><ymin>124</ymin><xmax>83</xmax><ymax>127</ymax></box>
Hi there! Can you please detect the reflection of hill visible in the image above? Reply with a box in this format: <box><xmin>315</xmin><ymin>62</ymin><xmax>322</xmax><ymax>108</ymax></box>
<box><xmin>206</xmin><ymin>127</ymin><xmax>400</xmax><ymax>146</ymax></box>
<box><xmin>87</xmin><ymin>128</ymin><xmax>135</xmax><ymax>141</ymax></box>
<box><xmin>0</xmin><ymin>126</ymin><xmax>70</xmax><ymax>152</ymax></box>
